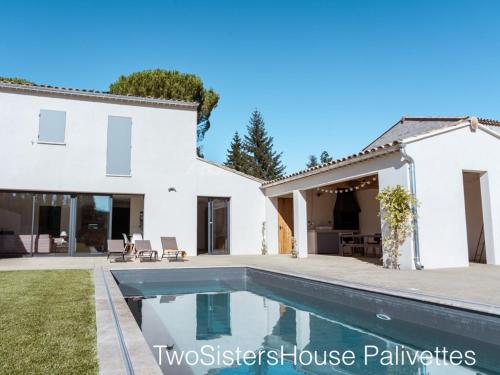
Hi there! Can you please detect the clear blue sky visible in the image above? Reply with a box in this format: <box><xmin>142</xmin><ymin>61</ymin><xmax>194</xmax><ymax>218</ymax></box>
<box><xmin>2</xmin><ymin>0</ymin><xmax>500</xmax><ymax>172</ymax></box>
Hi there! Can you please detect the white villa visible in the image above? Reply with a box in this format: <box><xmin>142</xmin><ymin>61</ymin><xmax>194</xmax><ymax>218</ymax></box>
<box><xmin>1</xmin><ymin>80</ymin><xmax>499</xmax><ymax>269</ymax></box>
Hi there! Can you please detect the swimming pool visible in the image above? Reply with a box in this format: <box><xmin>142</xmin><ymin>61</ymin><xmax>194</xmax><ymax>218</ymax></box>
<box><xmin>112</xmin><ymin>267</ymin><xmax>500</xmax><ymax>374</ymax></box>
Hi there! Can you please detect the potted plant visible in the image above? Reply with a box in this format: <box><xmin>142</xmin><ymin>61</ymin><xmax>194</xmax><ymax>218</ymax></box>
<box><xmin>291</xmin><ymin>237</ymin><xmax>298</xmax><ymax>258</ymax></box>
<box><xmin>261</xmin><ymin>222</ymin><xmax>267</xmax><ymax>255</ymax></box>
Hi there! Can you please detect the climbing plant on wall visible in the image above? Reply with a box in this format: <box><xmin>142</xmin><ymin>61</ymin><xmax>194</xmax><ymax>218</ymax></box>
<box><xmin>376</xmin><ymin>185</ymin><xmax>418</xmax><ymax>269</ymax></box>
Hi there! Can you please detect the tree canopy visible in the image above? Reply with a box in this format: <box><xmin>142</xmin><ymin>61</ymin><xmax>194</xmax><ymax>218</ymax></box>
<box><xmin>320</xmin><ymin>151</ymin><xmax>333</xmax><ymax>164</ymax></box>
<box><xmin>306</xmin><ymin>150</ymin><xmax>333</xmax><ymax>167</ymax></box>
<box><xmin>109</xmin><ymin>69</ymin><xmax>219</xmax><ymax>156</ymax></box>
<box><xmin>243</xmin><ymin>110</ymin><xmax>285</xmax><ymax>180</ymax></box>
<box><xmin>224</xmin><ymin>132</ymin><xmax>249</xmax><ymax>172</ymax></box>
<box><xmin>306</xmin><ymin>155</ymin><xmax>319</xmax><ymax>168</ymax></box>
<box><xmin>0</xmin><ymin>76</ymin><xmax>33</xmax><ymax>85</ymax></box>
<box><xmin>224</xmin><ymin>110</ymin><xmax>285</xmax><ymax>180</ymax></box>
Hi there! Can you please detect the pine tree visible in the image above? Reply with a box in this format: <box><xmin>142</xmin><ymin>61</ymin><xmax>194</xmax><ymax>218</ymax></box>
<box><xmin>306</xmin><ymin>155</ymin><xmax>318</xmax><ymax>168</ymax></box>
<box><xmin>320</xmin><ymin>151</ymin><xmax>333</xmax><ymax>164</ymax></box>
<box><xmin>225</xmin><ymin>132</ymin><xmax>249</xmax><ymax>172</ymax></box>
<box><xmin>243</xmin><ymin>110</ymin><xmax>286</xmax><ymax>180</ymax></box>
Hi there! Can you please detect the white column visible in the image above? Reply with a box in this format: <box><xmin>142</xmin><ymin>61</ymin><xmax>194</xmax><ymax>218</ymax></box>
<box><xmin>295</xmin><ymin>310</ymin><xmax>310</xmax><ymax>350</ymax></box>
<box><xmin>293</xmin><ymin>190</ymin><xmax>308</xmax><ymax>258</ymax></box>
<box><xmin>129</xmin><ymin>196</ymin><xmax>144</xmax><ymax>235</ymax></box>
<box><xmin>378</xmin><ymin>166</ymin><xmax>414</xmax><ymax>269</ymax></box>
<box><xmin>265</xmin><ymin>197</ymin><xmax>279</xmax><ymax>255</ymax></box>
<box><xmin>480</xmin><ymin>172</ymin><xmax>499</xmax><ymax>264</ymax></box>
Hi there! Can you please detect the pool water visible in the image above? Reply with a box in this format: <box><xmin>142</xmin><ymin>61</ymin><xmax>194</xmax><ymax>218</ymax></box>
<box><xmin>114</xmin><ymin>268</ymin><xmax>500</xmax><ymax>375</ymax></box>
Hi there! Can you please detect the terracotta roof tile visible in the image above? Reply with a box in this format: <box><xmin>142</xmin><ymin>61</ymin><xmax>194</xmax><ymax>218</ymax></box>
<box><xmin>263</xmin><ymin>115</ymin><xmax>500</xmax><ymax>187</ymax></box>
<box><xmin>0</xmin><ymin>80</ymin><xmax>199</xmax><ymax>109</ymax></box>
<box><xmin>262</xmin><ymin>141</ymin><xmax>400</xmax><ymax>186</ymax></box>
<box><xmin>478</xmin><ymin>117</ymin><xmax>500</xmax><ymax>126</ymax></box>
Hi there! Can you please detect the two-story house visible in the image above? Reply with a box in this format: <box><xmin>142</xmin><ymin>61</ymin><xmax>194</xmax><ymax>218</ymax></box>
<box><xmin>0</xmin><ymin>81</ymin><xmax>265</xmax><ymax>257</ymax></box>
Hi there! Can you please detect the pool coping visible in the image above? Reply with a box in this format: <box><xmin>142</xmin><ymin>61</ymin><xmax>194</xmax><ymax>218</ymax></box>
<box><xmin>95</xmin><ymin>267</ymin><xmax>162</xmax><ymax>375</ymax></box>
<box><xmin>110</xmin><ymin>264</ymin><xmax>500</xmax><ymax>316</ymax></box>
<box><xmin>97</xmin><ymin>264</ymin><xmax>500</xmax><ymax>374</ymax></box>
<box><xmin>246</xmin><ymin>265</ymin><xmax>500</xmax><ymax>317</ymax></box>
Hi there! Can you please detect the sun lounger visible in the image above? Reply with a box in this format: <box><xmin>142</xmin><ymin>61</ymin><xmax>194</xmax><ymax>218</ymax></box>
<box><xmin>135</xmin><ymin>240</ymin><xmax>158</xmax><ymax>262</ymax></box>
<box><xmin>122</xmin><ymin>233</ymin><xmax>130</xmax><ymax>248</ymax></box>
<box><xmin>160</xmin><ymin>237</ymin><xmax>184</xmax><ymax>261</ymax></box>
<box><xmin>107</xmin><ymin>239</ymin><xmax>132</xmax><ymax>262</ymax></box>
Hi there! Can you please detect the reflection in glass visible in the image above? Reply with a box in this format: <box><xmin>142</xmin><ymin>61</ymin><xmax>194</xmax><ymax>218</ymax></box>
<box><xmin>125</xmin><ymin>297</ymin><xmax>143</xmax><ymax>329</ymax></box>
<box><xmin>196</xmin><ymin>293</ymin><xmax>231</xmax><ymax>340</ymax></box>
<box><xmin>0</xmin><ymin>192</ymin><xmax>34</xmax><ymax>256</ymax></box>
<box><xmin>211</xmin><ymin>199</ymin><xmax>229</xmax><ymax>254</ymax></box>
<box><xmin>34</xmin><ymin>193</ymin><xmax>71</xmax><ymax>254</ymax></box>
<box><xmin>197</xmin><ymin>197</ymin><xmax>230</xmax><ymax>255</ymax></box>
<box><xmin>75</xmin><ymin>195</ymin><xmax>111</xmax><ymax>253</ymax></box>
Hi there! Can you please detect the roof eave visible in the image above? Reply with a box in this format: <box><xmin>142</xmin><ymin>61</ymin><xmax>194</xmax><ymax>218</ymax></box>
<box><xmin>196</xmin><ymin>157</ymin><xmax>265</xmax><ymax>183</ymax></box>
<box><xmin>261</xmin><ymin>142</ymin><xmax>401</xmax><ymax>189</ymax></box>
<box><xmin>0</xmin><ymin>81</ymin><xmax>199</xmax><ymax>110</ymax></box>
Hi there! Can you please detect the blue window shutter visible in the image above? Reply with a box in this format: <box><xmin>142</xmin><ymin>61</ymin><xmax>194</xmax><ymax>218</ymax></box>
<box><xmin>39</xmin><ymin>110</ymin><xmax>66</xmax><ymax>143</ymax></box>
<box><xmin>106</xmin><ymin>116</ymin><xmax>132</xmax><ymax>175</ymax></box>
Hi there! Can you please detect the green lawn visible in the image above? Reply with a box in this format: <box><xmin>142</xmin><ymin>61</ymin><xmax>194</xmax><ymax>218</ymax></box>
<box><xmin>0</xmin><ymin>270</ymin><xmax>98</xmax><ymax>374</ymax></box>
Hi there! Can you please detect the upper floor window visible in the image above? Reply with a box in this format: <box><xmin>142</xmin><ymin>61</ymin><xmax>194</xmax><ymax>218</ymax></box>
<box><xmin>106</xmin><ymin>116</ymin><xmax>132</xmax><ymax>176</ymax></box>
<box><xmin>38</xmin><ymin>110</ymin><xmax>66</xmax><ymax>144</ymax></box>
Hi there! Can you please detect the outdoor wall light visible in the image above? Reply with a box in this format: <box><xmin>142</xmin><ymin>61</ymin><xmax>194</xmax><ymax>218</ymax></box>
<box><xmin>168</xmin><ymin>187</ymin><xmax>177</xmax><ymax>192</ymax></box>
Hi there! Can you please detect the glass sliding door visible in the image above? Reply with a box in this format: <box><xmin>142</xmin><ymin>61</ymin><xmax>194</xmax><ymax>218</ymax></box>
<box><xmin>0</xmin><ymin>191</ymin><xmax>116</xmax><ymax>256</ymax></box>
<box><xmin>34</xmin><ymin>193</ymin><xmax>71</xmax><ymax>255</ymax></box>
<box><xmin>75</xmin><ymin>195</ymin><xmax>112</xmax><ymax>254</ymax></box>
<box><xmin>0</xmin><ymin>192</ymin><xmax>34</xmax><ymax>256</ymax></box>
<box><xmin>208</xmin><ymin>198</ymin><xmax>230</xmax><ymax>255</ymax></box>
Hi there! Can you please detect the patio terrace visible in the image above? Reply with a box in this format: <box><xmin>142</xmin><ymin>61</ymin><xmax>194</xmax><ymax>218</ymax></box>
<box><xmin>1</xmin><ymin>254</ymin><xmax>499</xmax><ymax>313</ymax></box>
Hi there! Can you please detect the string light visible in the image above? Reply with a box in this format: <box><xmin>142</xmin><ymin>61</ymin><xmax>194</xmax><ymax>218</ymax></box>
<box><xmin>317</xmin><ymin>176</ymin><xmax>378</xmax><ymax>195</ymax></box>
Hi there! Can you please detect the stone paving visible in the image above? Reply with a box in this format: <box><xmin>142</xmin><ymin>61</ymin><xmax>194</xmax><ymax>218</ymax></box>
<box><xmin>2</xmin><ymin>254</ymin><xmax>499</xmax><ymax>374</ymax></box>
<box><xmin>1</xmin><ymin>254</ymin><xmax>499</xmax><ymax>309</ymax></box>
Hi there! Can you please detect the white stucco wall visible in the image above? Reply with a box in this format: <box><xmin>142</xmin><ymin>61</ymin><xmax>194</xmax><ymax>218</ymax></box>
<box><xmin>0</xmin><ymin>91</ymin><xmax>264</xmax><ymax>256</ymax></box>
<box><xmin>262</xmin><ymin>152</ymin><xmax>412</xmax><ymax>267</ymax></box>
<box><xmin>263</xmin><ymin>125</ymin><xmax>500</xmax><ymax>269</ymax></box>
<box><xmin>306</xmin><ymin>189</ymin><xmax>335</xmax><ymax>228</ymax></box>
<box><xmin>129</xmin><ymin>195</ymin><xmax>144</xmax><ymax>235</ymax></box>
<box><xmin>406</xmin><ymin>126</ymin><xmax>500</xmax><ymax>268</ymax></box>
<box><xmin>264</xmin><ymin>197</ymin><xmax>279</xmax><ymax>255</ymax></box>
<box><xmin>194</xmin><ymin>160</ymin><xmax>265</xmax><ymax>255</ymax></box>
<box><xmin>357</xmin><ymin>188</ymin><xmax>381</xmax><ymax>235</ymax></box>
<box><xmin>306</xmin><ymin>188</ymin><xmax>380</xmax><ymax>233</ymax></box>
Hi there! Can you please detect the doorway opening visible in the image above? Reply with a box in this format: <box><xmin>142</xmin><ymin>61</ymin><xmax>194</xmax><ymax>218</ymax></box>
<box><xmin>38</xmin><ymin>206</ymin><xmax>62</xmax><ymax>238</ymax></box>
<box><xmin>278</xmin><ymin>197</ymin><xmax>294</xmax><ymax>254</ymax></box>
<box><xmin>197</xmin><ymin>197</ymin><xmax>230</xmax><ymax>255</ymax></box>
<box><xmin>112</xmin><ymin>197</ymin><xmax>131</xmax><ymax>239</ymax></box>
<box><xmin>463</xmin><ymin>171</ymin><xmax>487</xmax><ymax>263</ymax></box>
<box><xmin>111</xmin><ymin>194</ymin><xmax>144</xmax><ymax>244</ymax></box>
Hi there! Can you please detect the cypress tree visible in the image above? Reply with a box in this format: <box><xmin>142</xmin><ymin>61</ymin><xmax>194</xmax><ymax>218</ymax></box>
<box><xmin>243</xmin><ymin>110</ymin><xmax>285</xmax><ymax>180</ymax></box>
<box><xmin>225</xmin><ymin>132</ymin><xmax>249</xmax><ymax>172</ymax></box>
